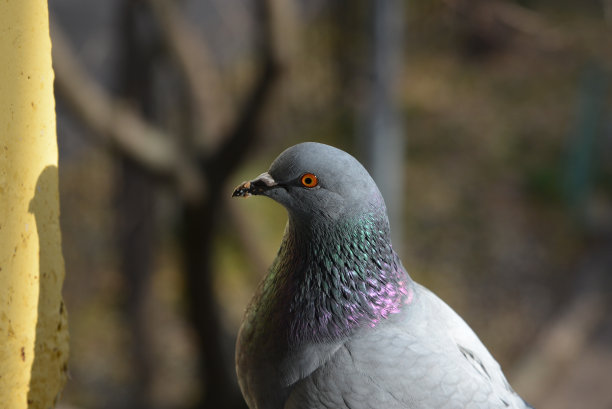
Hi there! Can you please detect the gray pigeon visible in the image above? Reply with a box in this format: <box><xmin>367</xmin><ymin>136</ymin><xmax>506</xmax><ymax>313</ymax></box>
<box><xmin>232</xmin><ymin>142</ymin><xmax>532</xmax><ymax>409</ymax></box>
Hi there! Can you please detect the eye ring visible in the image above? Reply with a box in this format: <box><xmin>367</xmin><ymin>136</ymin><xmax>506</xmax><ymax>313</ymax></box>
<box><xmin>300</xmin><ymin>173</ymin><xmax>318</xmax><ymax>188</ymax></box>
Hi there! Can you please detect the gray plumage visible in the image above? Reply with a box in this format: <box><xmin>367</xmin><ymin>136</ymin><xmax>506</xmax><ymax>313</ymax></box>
<box><xmin>233</xmin><ymin>142</ymin><xmax>532</xmax><ymax>409</ymax></box>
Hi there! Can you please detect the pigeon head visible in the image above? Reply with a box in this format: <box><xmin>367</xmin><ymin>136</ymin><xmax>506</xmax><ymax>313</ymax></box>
<box><xmin>233</xmin><ymin>142</ymin><xmax>386</xmax><ymax>226</ymax></box>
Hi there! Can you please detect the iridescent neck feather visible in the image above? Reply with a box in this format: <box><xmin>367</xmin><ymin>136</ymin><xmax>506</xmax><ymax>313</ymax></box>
<box><xmin>269</xmin><ymin>212</ymin><xmax>412</xmax><ymax>344</ymax></box>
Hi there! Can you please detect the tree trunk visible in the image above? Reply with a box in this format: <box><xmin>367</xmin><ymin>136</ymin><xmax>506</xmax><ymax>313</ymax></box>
<box><xmin>115</xmin><ymin>1</ymin><xmax>160</xmax><ymax>407</ymax></box>
<box><xmin>182</xmin><ymin>189</ymin><xmax>247</xmax><ymax>409</ymax></box>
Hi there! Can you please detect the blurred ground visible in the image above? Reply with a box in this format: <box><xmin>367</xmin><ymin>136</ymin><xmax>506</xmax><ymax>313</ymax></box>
<box><xmin>51</xmin><ymin>1</ymin><xmax>612</xmax><ymax>408</ymax></box>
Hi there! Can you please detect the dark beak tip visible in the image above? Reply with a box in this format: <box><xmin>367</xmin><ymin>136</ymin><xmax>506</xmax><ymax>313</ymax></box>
<box><xmin>232</xmin><ymin>172</ymin><xmax>276</xmax><ymax>198</ymax></box>
<box><xmin>232</xmin><ymin>181</ymin><xmax>253</xmax><ymax>198</ymax></box>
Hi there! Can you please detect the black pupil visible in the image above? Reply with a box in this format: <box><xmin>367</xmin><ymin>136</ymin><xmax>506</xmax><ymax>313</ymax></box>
<box><xmin>304</xmin><ymin>177</ymin><xmax>312</xmax><ymax>185</ymax></box>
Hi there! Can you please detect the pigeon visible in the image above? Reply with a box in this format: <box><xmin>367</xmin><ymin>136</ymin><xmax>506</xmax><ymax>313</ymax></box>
<box><xmin>232</xmin><ymin>142</ymin><xmax>533</xmax><ymax>409</ymax></box>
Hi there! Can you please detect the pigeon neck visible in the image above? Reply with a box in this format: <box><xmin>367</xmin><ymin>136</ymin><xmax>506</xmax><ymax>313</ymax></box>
<box><xmin>278</xmin><ymin>212</ymin><xmax>412</xmax><ymax>344</ymax></box>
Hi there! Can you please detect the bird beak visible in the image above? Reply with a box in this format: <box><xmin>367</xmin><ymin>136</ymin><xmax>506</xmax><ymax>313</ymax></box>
<box><xmin>232</xmin><ymin>172</ymin><xmax>278</xmax><ymax>198</ymax></box>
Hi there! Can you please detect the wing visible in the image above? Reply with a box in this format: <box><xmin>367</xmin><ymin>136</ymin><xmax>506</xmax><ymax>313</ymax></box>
<box><xmin>284</xmin><ymin>283</ymin><xmax>532</xmax><ymax>409</ymax></box>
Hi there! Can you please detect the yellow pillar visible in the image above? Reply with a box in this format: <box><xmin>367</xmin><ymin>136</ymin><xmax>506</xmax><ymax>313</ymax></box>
<box><xmin>0</xmin><ymin>1</ymin><xmax>69</xmax><ymax>408</ymax></box>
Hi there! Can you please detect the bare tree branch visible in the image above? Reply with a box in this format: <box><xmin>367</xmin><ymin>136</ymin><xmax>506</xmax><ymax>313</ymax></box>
<box><xmin>146</xmin><ymin>0</ymin><xmax>234</xmax><ymax>150</ymax></box>
<box><xmin>488</xmin><ymin>0</ymin><xmax>565</xmax><ymax>48</ymax></box>
<box><xmin>208</xmin><ymin>0</ymin><xmax>280</xmax><ymax>179</ymax></box>
<box><xmin>51</xmin><ymin>21</ymin><xmax>204</xmax><ymax>202</ymax></box>
<box><xmin>444</xmin><ymin>0</ymin><xmax>566</xmax><ymax>50</ymax></box>
<box><xmin>144</xmin><ymin>0</ymin><xmax>281</xmax><ymax>177</ymax></box>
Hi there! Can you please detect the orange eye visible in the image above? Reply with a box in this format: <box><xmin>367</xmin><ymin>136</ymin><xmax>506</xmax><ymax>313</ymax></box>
<box><xmin>300</xmin><ymin>173</ymin><xmax>318</xmax><ymax>188</ymax></box>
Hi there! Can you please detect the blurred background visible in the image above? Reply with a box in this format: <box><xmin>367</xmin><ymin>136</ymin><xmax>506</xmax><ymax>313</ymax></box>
<box><xmin>49</xmin><ymin>0</ymin><xmax>612</xmax><ymax>408</ymax></box>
